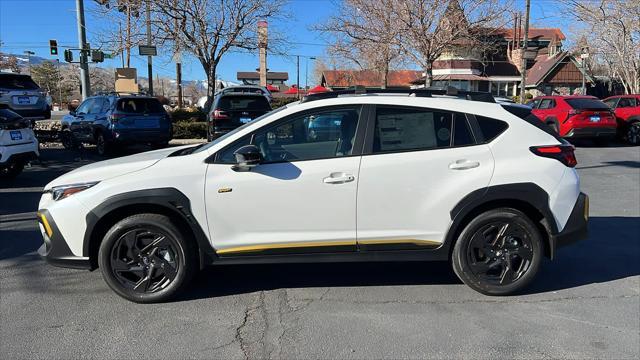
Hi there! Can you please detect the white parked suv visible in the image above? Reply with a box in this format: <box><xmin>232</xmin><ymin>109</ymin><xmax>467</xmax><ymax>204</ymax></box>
<box><xmin>37</xmin><ymin>88</ymin><xmax>589</xmax><ymax>303</ymax></box>
<box><xmin>0</xmin><ymin>105</ymin><xmax>39</xmax><ymax>178</ymax></box>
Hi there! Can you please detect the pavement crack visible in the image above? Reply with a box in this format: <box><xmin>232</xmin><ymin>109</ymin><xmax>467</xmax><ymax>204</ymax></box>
<box><xmin>235</xmin><ymin>291</ymin><xmax>266</xmax><ymax>360</ymax></box>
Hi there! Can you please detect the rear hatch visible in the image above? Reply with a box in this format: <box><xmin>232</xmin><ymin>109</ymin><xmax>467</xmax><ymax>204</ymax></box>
<box><xmin>0</xmin><ymin>108</ymin><xmax>36</xmax><ymax>146</ymax></box>
<box><xmin>0</xmin><ymin>74</ymin><xmax>45</xmax><ymax>112</ymax></box>
<box><xmin>211</xmin><ymin>94</ymin><xmax>271</xmax><ymax>131</ymax></box>
<box><xmin>112</xmin><ymin>97</ymin><xmax>170</xmax><ymax>138</ymax></box>
<box><xmin>565</xmin><ymin>98</ymin><xmax>616</xmax><ymax>126</ymax></box>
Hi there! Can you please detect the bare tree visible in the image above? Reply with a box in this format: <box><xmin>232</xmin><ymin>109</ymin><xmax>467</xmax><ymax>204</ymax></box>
<box><xmin>563</xmin><ymin>0</ymin><xmax>640</xmax><ymax>94</ymax></box>
<box><xmin>394</xmin><ymin>0</ymin><xmax>510</xmax><ymax>87</ymax></box>
<box><xmin>318</xmin><ymin>0</ymin><xmax>404</xmax><ymax>88</ymax></box>
<box><xmin>0</xmin><ymin>55</ymin><xmax>21</xmax><ymax>73</ymax></box>
<box><xmin>151</xmin><ymin>0</ymin><xmax>285</xmax><ymax>105</ymax></box>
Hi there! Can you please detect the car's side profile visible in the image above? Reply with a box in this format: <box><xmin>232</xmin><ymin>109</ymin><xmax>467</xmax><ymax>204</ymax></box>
<box><xmin>603</xmin><ymin>95</ymin><xmax>640</xmax><ymax>145</ymax></box>
<box><xmin>530</xmin><ymin>95</ymin><xmax>616</xmax><ymax>143</ymax></box>
<box><xmin>37</xmin><ymin>89</ymin><xmax>588</xmax><ymax>302</ymax></box>
<box><xmin>61</xmin><ymin>94</ymin><xmax>171</xmax><ymax>155</ymax></box>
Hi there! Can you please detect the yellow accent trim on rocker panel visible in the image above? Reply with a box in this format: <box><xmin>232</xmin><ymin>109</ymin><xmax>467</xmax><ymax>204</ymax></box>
<box><xmin>358</xmin><ymin>239</ymin><xmax>441</xmax><ymax>246</ymax></box>
<box><xmin>216</xmin><ymin>241</ymin><xmax>355</xmax><ymax>254</ymax></box>
<box><xmin>216</xmin><ymin>239</ymin><xmax>441</xmax><ymax>255</ymax></box>
<box><xmin>37</xmin><ymin>212</ymin><xmax>53</xmax><ymax>237</ymax></box>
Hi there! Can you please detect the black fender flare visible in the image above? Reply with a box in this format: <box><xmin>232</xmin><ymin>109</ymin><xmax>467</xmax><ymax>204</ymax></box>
<box><xmin>443</xmin><ymin>183</ymin><xmax>558</xmax><ymax>257</ymax></box>
<box><xmin>83</xmin><ymin>187</ymin><xmax>215</xmax><ymax>269</ymax></box>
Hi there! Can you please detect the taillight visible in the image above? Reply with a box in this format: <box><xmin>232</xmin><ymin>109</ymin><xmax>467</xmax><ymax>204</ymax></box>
<box><xmin>568</xmin><ymin>109</ymin><xmax>583</xmax><ymax>115</ymax></box>
<box><xmin>212</xmin><ymin>109</ymin><xmax>228</xmax><ymax>120</ymax></box>
<box><xmin>530</xmin><ymin>145</ymin><xmax>577</xmax><ymax>167</ymax></box>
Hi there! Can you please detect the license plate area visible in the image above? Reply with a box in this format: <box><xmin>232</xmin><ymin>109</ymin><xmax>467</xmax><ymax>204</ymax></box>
<box><xmin>17</xmin><ymin>96</ymin><xmax>31</xmax><ymax>105</ymax></box>
<box><xmin>10</xmin><ymin>130</ymin><xmax>23</xmax><ymax>140</ymax></box>
<box><xmin>240</xmin><ymin>117</ymin><xmax>252</xmax><ymax>124</ymax></box>
<box><xmin>589</xmin><ymin>115</ymin><xmax>600</xmax><ymax>122</ymax></box>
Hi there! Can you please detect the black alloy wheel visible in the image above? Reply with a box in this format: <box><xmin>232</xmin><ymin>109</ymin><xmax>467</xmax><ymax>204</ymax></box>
<box><xmin>109</xmin><ymin>229</ymin><xmax>179</xmax><ymax>293</ymax></box>
<box><xmin>626</xmin><ymin>123</ymin><xmax>640</xmax><ymax>145</ymax></box>
<box><xmin>98</xmin><ymin>214</ymin><xmax>196</xmax><ymax>303</ymax></box>
<box><xmin>452</xmin><ymin>208</ymin><xmax>542</xmax><ymax>295</ymax></box>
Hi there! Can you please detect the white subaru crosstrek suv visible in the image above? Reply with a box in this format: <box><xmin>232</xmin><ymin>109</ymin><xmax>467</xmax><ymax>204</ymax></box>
<box><xmin>37</xmin><ymin>88</ymin><xmax>588</xmax><ymax>303</ymax></box>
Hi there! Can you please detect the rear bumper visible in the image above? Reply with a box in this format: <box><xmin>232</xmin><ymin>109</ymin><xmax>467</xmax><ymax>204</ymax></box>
<box><xmin>549</xmin><ymin>193</ymin><xmax>589</xmax><ymax>258</ymax></box>
<box><xmin>564</xmin><ymin>127</ymin><xmax>616</xmax><ymax>138</ymax></box>
<box><xmin>37</xmin><ymin>209</ymin><xmax>91</xmax><ymax>270</ymax></box>
<box><xmin>0</xmin><ymin>140</ymin><xmax>39</xmax><ymax>164</ymax></box>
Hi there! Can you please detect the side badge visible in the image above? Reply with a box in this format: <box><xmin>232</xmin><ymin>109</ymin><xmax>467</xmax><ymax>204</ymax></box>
<box><xmin>218</xmin><ymin>187</ymin><xmax>233</xmax><ymax>193</ymax></box>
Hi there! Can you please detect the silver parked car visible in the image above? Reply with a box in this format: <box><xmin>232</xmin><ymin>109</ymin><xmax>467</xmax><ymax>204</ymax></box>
<box><xmin>0</xmin><ymin>72</ymin><xmax>51</xmax><ymax>120</ymax></box>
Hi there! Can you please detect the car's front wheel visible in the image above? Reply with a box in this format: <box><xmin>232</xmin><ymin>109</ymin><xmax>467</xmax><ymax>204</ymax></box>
<box><xmin>451</xmin><ymin>208</ymin><xmax>543</xmax><ymax>296</ymax></box>
<box><xmin>98</xmin><ymin>214</ymin><xmax>197</xmax><ymax>303</ymax></box>
<box><xmin>96</xmin><ymin>132</ymin><xmax>111</xmax><ymax>156</ymax></box>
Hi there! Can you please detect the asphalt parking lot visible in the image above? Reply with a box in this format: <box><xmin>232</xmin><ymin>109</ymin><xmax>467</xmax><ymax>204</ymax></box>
<box><xmin>1</xmin><ymin>141</ymin><xmax>639</xmax><ymax>359</ymax></box>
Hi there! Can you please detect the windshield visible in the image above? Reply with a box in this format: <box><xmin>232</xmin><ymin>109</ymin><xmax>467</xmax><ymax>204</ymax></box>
<box><xmin>192</xmin><ymin>105</ymin><xmax>289</xmax><ymax>154</ymax></box>
<box><xmin>0</xmin><ymin>74</ymin><xmax>40</xmax><ymax>90</ymax></box>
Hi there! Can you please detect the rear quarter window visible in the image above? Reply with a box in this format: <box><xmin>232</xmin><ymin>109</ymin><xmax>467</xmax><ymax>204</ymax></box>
<box><xmin>475</xmin><ymin>116</ymin><xmax>509</xmax><ymax>142</ymax></box>
<box><xmin>501</xmin><ymin>104</ymin><xmax>563</xmax><ymax>142</ymax></box>
<box><xmin>0</xmin><ymin>75</ymin><xmax>40</xmax><ymax>90</ymax></box>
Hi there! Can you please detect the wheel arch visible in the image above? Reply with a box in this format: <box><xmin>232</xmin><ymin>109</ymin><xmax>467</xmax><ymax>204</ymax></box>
<box><xmin>83</xmin><ymin>188</ymin><xmax>214</xmax><ymax>270</ymax></box>
<box><xmin>444</xmin><ymin>183</ymin><xmax>558</xmax><ymax>259</ymax></box>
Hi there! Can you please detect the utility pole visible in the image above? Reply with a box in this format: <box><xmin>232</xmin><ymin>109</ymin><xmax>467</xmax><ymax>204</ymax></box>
<box><xmin>296</xmin><ymin>55</ymin><xmax>300</xmax><ymax>99</ymax></box>
<box><xmin>75</xmin><ymin>0</ymin><xmax>91</xmax><ymax>99</ymax></box>
<box><xmin>174</xmin><ymin>0</ymin><xmax>182</xmax><ymax>108</ymax></box>
<box><xmin>146</xmin><ymin>0</ymin><xmax>153</xmax><ymax>95</ymax></box>
<box><xmin>519</xmin><ymin>0</ymin><xmax>530</xmax><ymax>104</ymax></box>
<box><xmin>258</xmin><ymin>21</ymin><xmax>268</xmax><ymax>87</ymax></box>
<box><xmin>56</xmin><ymin>59</ymin><xmax>63</xmax><ymax>108</ymax></box>
<box><xmin>23</xmin><ymin>50</ymin><xmax>35</xmax><ymax>74</ymax></box>
<box><xmin>305</xmin><ymin>56</ymin><xmax>316</xmax><ymax>90</ymax></box>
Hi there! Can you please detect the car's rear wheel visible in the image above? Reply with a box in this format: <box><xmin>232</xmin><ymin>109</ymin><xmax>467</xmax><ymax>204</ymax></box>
<box><xmin>451</xmin><ymin>208</ymin><xmax>542</xmax><ymax>296</ymax></box>
<box><xmin>98</xmin><ymin>214</ymin><xmax>197</xmax><ymax>303</ymax></box>
<box><xmin>0</xmin><ymin>160</ymin><xmax>25</xmax><ymax>179</ymax></box>
<box><xmin>626</xmin><ymin>122</ymin><xmax>640</xmax><ymax>145</ymax></box>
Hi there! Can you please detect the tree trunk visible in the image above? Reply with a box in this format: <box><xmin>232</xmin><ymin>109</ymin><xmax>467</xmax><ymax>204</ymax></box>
<box><xmin>424</xmin><ymin>62</ymin><xmax>433</xmax><ymax>88</ymax></box>
<box><xmin>381</xmin><ymin>63</ymin><xmax>389</xmax><ymax>89</ymax></box>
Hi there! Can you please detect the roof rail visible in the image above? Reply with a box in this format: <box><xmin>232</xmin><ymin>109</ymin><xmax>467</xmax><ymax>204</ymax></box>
<box><xmin>92</xmin><ymin>91</ymin><xmax>152</xmax><ymax>97</ymax></box>
<box><xmin>300</xmin><ymin>86</ymin><xmax>496</xmax><ymax>103</ymax></box>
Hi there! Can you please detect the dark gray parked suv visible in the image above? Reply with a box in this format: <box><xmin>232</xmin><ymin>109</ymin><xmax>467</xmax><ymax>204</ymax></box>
<box><xmin>63</xmin><ymin>93</ymin><xmax>172</xmax><ymax>155</ymax></box>
<box><xmin>0</xmin><ymin>73</ymin><xmax>51</xmax><ymax>120</ymax></box>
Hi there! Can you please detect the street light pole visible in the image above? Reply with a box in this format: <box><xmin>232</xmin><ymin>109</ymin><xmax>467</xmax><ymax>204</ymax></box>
<box><xmin>23</xmin><ymin>50</ymin><xmax>35</xmax><ymax>74</ymax></box>
<box><xmin>305</xmin><ymin>56</ymin><xmax>316</xmax><ymax>90</ymax></box>
<box><xmin>296</xmin><ymin>55</ymin><xmax>300</xmax><ymax>99</ymax></box>
<box><xmin>146</xmin><ymin>0</ymin><xmax>153</xmax><ymax>96</ymax></box>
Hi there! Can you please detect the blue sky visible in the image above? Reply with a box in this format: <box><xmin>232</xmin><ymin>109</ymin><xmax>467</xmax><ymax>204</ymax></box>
<box><xmin>1</xmin><ymin>0</ymin><xmax>566</xmax><ymax>85</ymax></box>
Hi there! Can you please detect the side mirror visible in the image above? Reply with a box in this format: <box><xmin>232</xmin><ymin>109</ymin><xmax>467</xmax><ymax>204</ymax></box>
<box><xmin>69</xmin><ymin>110</ymin><xmax>76</xmax><ymax>116</ymax></box>
<box><xmin>232</xmin><ymin>144</ymin><xmax>263</xmax><ymax>171</ymax></box>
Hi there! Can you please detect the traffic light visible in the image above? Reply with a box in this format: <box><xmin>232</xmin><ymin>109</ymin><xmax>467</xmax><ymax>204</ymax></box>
<box><xmin>49</xmin><ymin>39</ymin><xmax>58</xmax><ymax>56</ymax></box>
<box><xmin>91</xmin><ymin>50</ymin><xmax>105</xmax><ymax>63</ymax></box>
<box><xmin>64</xmin><ymin>49</ymin><xmax>73</xmax><ymax>63</ymax></box>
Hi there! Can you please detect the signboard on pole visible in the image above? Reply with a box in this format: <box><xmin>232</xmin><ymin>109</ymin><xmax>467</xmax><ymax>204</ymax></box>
<box><xmin>138</xmin><ymin>45</ymin><xmax>157</xmax><ymax>56</ymax></box>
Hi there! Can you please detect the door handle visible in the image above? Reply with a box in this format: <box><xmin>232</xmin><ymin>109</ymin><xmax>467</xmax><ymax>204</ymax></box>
<box><xmin>323</xmin><ymin>172</ymin><xmax>355</xmax><ymax>184</ymax></box>
<box><xmin>449</xmin><ymin>159</ymin><xmax>480</xmax><ymax>170</ymax></box>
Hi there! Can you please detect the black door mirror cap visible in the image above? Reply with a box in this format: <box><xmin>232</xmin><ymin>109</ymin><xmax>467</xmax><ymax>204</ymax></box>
<box><xmin>232</xmin><ymin>144</ymin><xmax>263</xmax><ymax>171</ymax></box>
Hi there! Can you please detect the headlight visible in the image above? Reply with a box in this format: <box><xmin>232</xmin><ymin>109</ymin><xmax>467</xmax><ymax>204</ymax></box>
<box><xmin>48</xmin><ymin>182</ymin><xmax>99</xmax><ymax>201</ymax></box>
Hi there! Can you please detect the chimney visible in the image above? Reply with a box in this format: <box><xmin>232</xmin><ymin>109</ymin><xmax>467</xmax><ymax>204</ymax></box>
<box><xmin>258</xmin><ymin>20</ymin><xmax>268</xmax><ymax>87</ymax></box>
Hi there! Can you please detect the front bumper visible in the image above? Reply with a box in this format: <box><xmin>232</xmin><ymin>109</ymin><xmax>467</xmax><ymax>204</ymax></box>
<box><xmin>549</xmin><ymin>192</ymin><xmax>589</xmax><ymax>258</ymax></box>
<box><xmin>37</xmin><ymin>209</ymin><xmax>91</xmax><ymax>270</ymax></box>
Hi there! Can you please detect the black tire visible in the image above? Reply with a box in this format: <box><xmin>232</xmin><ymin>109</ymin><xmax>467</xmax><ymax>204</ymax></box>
<box><xmin>626</xmin><ymin>122</ymin><xmax>640</xmax><ymax>145</ymax></box>
<box><xmin>451</xmin><ymin>208</ymin><xmax>543</xmax><ymax>296</ymax></box>
<box><xmin>547</xmin><ymin>121</ymin><xmax>559</xmax><ymax>134</ymax></box>
<box><xmin>0</xmin><ymin>160</ymin><xmax>25</xmax><ymax>179</ymax></box>
<box><xmin>60</xmin><ymin>129</ymin><xmax>76</xmax><ymax>150</ymax></box>
<box><xmin>98</xmin><ymin>213</ymin><xmax>197</xmax><ymax>303</ymax></box>
<box><xmin>96</xmin><ymin>132</ymin><xmax>110</xmax><ymax>156</ymax></box>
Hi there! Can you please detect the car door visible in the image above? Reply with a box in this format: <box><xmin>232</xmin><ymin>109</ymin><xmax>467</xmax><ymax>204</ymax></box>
<box><xmin>204</xmin><ymin>105</ymin><xmax>365</xmax><ymax>255</ymax></box>
<box><xmin>69</xmin><ymin>98</ymin><xmax>94</xmax><ymax>142</ymax></box>
<box><xmin>356</xmin><ymin>105</ymin><xmax>494</xmax><ymax>250</ymax></box>
<box><xmin>532</xmin><ymin>98</ymin><xmax>556</xmax><ymax>121</ymax></box>
<box><xmin>616</xmin><ymin>97</ymin><xmax>638</xmax><ymax>121</ymax></box>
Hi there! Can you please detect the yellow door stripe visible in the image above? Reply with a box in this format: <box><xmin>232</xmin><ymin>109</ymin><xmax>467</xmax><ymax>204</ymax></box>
<box><xmin>216</xmin><ymin>241</ymin><xmax>355</xmax><ymax>254</ymax></box>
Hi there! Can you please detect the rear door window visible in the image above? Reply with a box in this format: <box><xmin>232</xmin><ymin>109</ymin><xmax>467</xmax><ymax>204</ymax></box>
<box><xmin>617</xmin><ymin>98</ymin><xmax>637</xmax><ymax>108</ymax></box>
<box><xmin>116</xmin><ymin>98</ymin><xmax>164</xmax><ymax>113</ymax></box>
<box><xmin>217</xmin><ymin>96</ymin><xmax>270</xmax><ymax>111</ymax></box>
<box><xmin>538</xmin><ymin>99</ymin><xmax>555</xmax><ymax>109</ymax></box>
<box><xmin>603</xmin><ymin>98</ymin><xmax>619</xmax><ymax>109</ymax></box>
<box><xmin>564</xmin><ymin>98</ymin><xmax>609</xmax><ymax>110</ymax></box>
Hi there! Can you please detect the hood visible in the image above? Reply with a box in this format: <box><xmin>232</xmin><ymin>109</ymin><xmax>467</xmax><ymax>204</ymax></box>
<box><xmin>44</xmin><ymin>145</ymin><xmax>193</xmax><ymax>190</ymax></box>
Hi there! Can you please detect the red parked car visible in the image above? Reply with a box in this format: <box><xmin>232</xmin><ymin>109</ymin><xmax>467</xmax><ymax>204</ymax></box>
<box><xmin>603</xmin><ymin>95</ymin><xmax>640</xmax><ymax>145</ymax></box>
<box><xmin>529</xmin><ymin>95</ymin><xmax>617</xmax><ymax>143</ymax></box>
